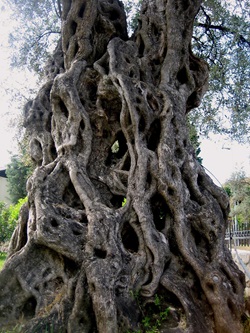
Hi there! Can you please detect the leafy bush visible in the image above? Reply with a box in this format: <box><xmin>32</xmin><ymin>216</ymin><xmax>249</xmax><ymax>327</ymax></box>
<box><xmin>0</xmin><ymin>197</ymin><xmax>27</xmax><ymax>243</ymax></box>
<box><xmin>0</xmin><ymin>252</ymin><xmax>7</xmax><ymax>270</ymax></box>
<box><xmin>6</xmin><ymin>155</ymin><xmax>32</xmax><ymax>204</ymax></box>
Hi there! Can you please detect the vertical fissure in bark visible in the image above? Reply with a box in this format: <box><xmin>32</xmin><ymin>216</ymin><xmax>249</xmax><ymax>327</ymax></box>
<box><xmin>0</xmin><ymin>0</ymin><xmax>245</xmax><ymax>332</ymax></box>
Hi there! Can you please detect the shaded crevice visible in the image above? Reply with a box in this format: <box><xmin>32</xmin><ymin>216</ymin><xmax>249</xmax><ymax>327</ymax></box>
<box><xmin>139</xmin><ymin>116</ymin><xmax>146</xmax><ymax>132</ymax></box>
<box><xmin>45</xmin><ymin>113</ymin><xmax>52</xmax><ymax>132</ymax></box>
<box><xmin>177</xmin><ymin>66</ymin><xmax>189</xmax><ymax>85</ymax></box>
<box><xmin>95</xmin><ymin>17</ymin><xmax>106</xmax><ymax>34</ymax></box>
<box><xmin>59</xmin><ymin>99</ymin><xmax>69</xmax><ymax>119</ymax></box>
<box><xmin>53</xmin><ymin>276</ymin><xmax>64</xmax><ymax>289</ymax></box>
<box><xmin>129</xmin><ymin>69</ymin><xmax>136</xmax><ymax>78</ymax></box>
<box><xmin>197</xmin><ymin>174</ymin><xmax>204</xmax><ymax>188</ymax></box>
<box><xmin>119</xmin><ymin>173</ymin><xmax>128</xmax><ymax>189</ymax></box>
<box><xmin>156</xmin><ymin>285</ymin><xmax>184</xmax><ymax>310</ymax></box>
<box><xmin>191</xmin><ymin>225</ymin><xmax>211</xmax><ymax>261</ymax></box>
<box><xmin>50</xmin><ymin>145</ymin><xmax>57</xmax><ymax>160</ymax></box>
<box><xmin>51</xmin><ymin>218</ymin><xmax>59</xmax><ymax>228</ymax></box>
<box><xmin>62</xmin><ymin>180</ymin><xmax>85</xmax><ymax>209</ymax></box>
<box><xmin>76</xmin><ymin>129</ymin><xmax>84</xmax><ymax>153</ymax></box>
<box><xmin>63</xmin><ymin>257</ymin><xmax>80</xmax><ymax>276</ymax></box>
<box><xmin>186</xmin><ymin>91</ymin><xmax>199</xmax><ymax>111</ymax></box>
<box><xmin>145</xmin><ymin>172</ymin><xmax>152</xmax><ymax>191</ymax></box>
<box><xmin>81</xmin><ymin>214</ymin><xmax>88</xmax><ymax>224</ymax></box>
<box><xmin>79</xmin><ymin>69</ymin><xmax>99</xmax><ymax>107</ymax></box>
<box><xmin>167</xmin><ymin>187</ymin><xmax>175</xmax><ymax>196</ymax></box>
<box><xmin>227</xmin><ymin>298</ymin><xmax>236</xmax><ymax>313</ymax></box>
<box><xmin>146</xmin><ymin>118</ymin><xmax>161</xmax><ymax>151</ymax></box>
<box><xmin>110</xmin><ymin>195</ymin><xmax>125</xmax><ymax>208</ymax></box>
<box><xmin>21</xmin><ymin>297</ymin><xmax>37</xmax><ymax>319</ymax></box>
<box><xmin>116</xmin><ymin>296</ymin><xmax>141</xmax><ymax>332</ymax></box>
<box><xmin>86</xmin><ymin>81</ymin><xmax>98</xmax><ymax>103</ymax></box>
<box><xmin>80</xmin><ymin>119</ymin><xmax>85</xmax><ymax>131</ymax></box>
<box><xmin>78</xmin><ymin>3</ymin><xmax>86</xmax><ymax>18</ymax></box>
<box><xmin>190</xmin><ymin>280</ymin><xmax>205</xmax><ymax>302</ymax></box>
<box><xmin>105</xmin><ymin>131</ymin><xmax>127</xmax><ymax>166</ymax></box>
<box><xmin>151</xmin><ymin>193</ymin><xmax>171</xmax><ymax>232</ymax></box>
<box><xmin>113</xmin><ymin>22</ymin><xmax>123</xmax><ymax>34</ymax></box>
<box><xmin>137</xmin><ymin>35</ymin><xmax>145</xmax><ymax>58</ymax></box>
<box><xmin>98</xmin><ymin>93</ymin><xmax>122</xmax><ymax>127</ymax></box>
<box><xmin>94</xmin><ymin>248</ymin><xmax>107</xmax><ymax>259</ymax></box>
<box><xmin>175</xmin><ymin>148</ymin><xmax>184</xmax><ymax>160</ymax></box>
<box><xmin>167</xmin><ymin>228</ymin><xmax>180</xmax><ymax>256</ymax></box>
<box><xmin>108</xmin><ymin>9</ymin><xmax>120</xmax><ymax>21</ymax></box>
<box><xmin>122</xmin><ymin>153</ymin><xmax>131</xmax><ymax>171</ymax></box>
<box><xmin>115</xmin><ymin>131</ymin><xmax>128</xmax><ymax>158</ymax></box>
<box><xmin>71</xmin><ymin>223</ymin><xmax>84</xmax><ymax>236</ymax></box>
<box><xmin>70</xmin><ymin>20</ymin><xmax>77</xmax><ymax>35</ymax></box>
<box><xmin>121</xmin><ymin>222</ymin><xmax>139</xmax><ymax>253</ymax></box>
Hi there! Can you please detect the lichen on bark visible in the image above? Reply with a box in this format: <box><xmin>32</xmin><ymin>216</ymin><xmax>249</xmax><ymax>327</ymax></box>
<box><xmin>0</xmin><ymin>1</ymin><xmax>245</xmax><ymax>332</ymax></box>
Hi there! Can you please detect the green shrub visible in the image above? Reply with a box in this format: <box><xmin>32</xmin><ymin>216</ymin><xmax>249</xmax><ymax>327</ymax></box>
<box><xmin>6</xmin><ymin>155</ymin><xmax>33</xmax><ymax>204</ymax></box>
<box><xmin>0</xmin><ymin>197</ymin><xmax>27</xmax><ymax>243</ymax></box>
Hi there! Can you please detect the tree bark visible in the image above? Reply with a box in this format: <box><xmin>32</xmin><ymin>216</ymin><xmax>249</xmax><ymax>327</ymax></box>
<box><xmin>0</xmin><ymin>0</ymin><xmax>245</xmax><ymax>332</ymax></box>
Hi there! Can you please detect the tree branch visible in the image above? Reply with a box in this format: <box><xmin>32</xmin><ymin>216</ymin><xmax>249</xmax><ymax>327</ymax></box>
<box><xmin>196</xmin><ymin>22</ymin><xmax>250</xmax><ymax>48</ymax></box>
<box><xmin>30</xmin><ymin>30</ymin><xmax>61</xmax><ymax>49</ymax></box>
<box><xmin>57</xmin><ymin>0</ymin><xmax>62</xmax><ymax>18</ymax></box>
<box><xmin>52</xmin><ymin>0</ymin><xmax>62</xmax><ymax>18</ymax></box>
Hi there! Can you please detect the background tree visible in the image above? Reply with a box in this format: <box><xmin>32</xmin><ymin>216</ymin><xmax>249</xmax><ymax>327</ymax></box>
<box><xmin>0</xmin><ymin>1</ymin><xmax>245</xmax><ymax>333</ymax></box>
<box><xmin>225</xmin><ymin>171</ymin><xmax>250</xmax><ymax>224</ymax></box>
<box><xmin>191</xmin><ymin>0</ymin><xmax>250</xmax><ymax>142</ymax></box>
<box><xmin>6</xmin><ymin>154</ymin><xmax>33</xmax><ymax>204</ymax></box>
<box><xmin>3</xmin><ymin>0</ymin><xmax>61</xmax><ymax>74</ymax></box>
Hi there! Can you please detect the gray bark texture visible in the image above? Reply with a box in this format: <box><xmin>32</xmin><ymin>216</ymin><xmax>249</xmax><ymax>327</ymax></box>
<box><xmin>0</xmin><ymin>0</ymin><xmax>245</xmax><ymax>332</ymax></box>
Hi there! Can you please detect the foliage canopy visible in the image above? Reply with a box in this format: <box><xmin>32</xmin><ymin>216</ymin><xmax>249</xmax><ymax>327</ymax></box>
<box><xmin>191</xmin><ymin>0</ymin><xmax>250</xmax><ymax>143</ymax></box>
<box><xmin>2</xmin><ymin>0</ymin><xmax>250</xmax><ymax>143</ymax></box>
<box><xmin>4</xmin><ymin>0</ymin><xmax>61</xmax><ymax>74</ymax></box>
<box><xmin>3</xmin><ymin>0</ymin><xmax>250</xmax><ymax>140</ymax></box>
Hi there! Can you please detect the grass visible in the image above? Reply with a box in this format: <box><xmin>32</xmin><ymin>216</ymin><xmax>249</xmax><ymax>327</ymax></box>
<box><xmin>0</xmin><ymin>252</ymin><xmax>7</xmax><ymax>270</ymax></box>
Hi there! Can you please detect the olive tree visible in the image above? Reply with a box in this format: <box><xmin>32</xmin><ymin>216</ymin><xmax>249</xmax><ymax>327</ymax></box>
<box><xmin>0</xmin><ymin>1</ymin><xmax>245</xmax><ymax>332</ymax></box>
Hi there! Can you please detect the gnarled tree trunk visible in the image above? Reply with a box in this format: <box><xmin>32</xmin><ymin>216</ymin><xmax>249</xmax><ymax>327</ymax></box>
<box><xmin>0</xmin><ymin>0</ymin><xmax>245</xmax><ymax>332</ymax></box>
